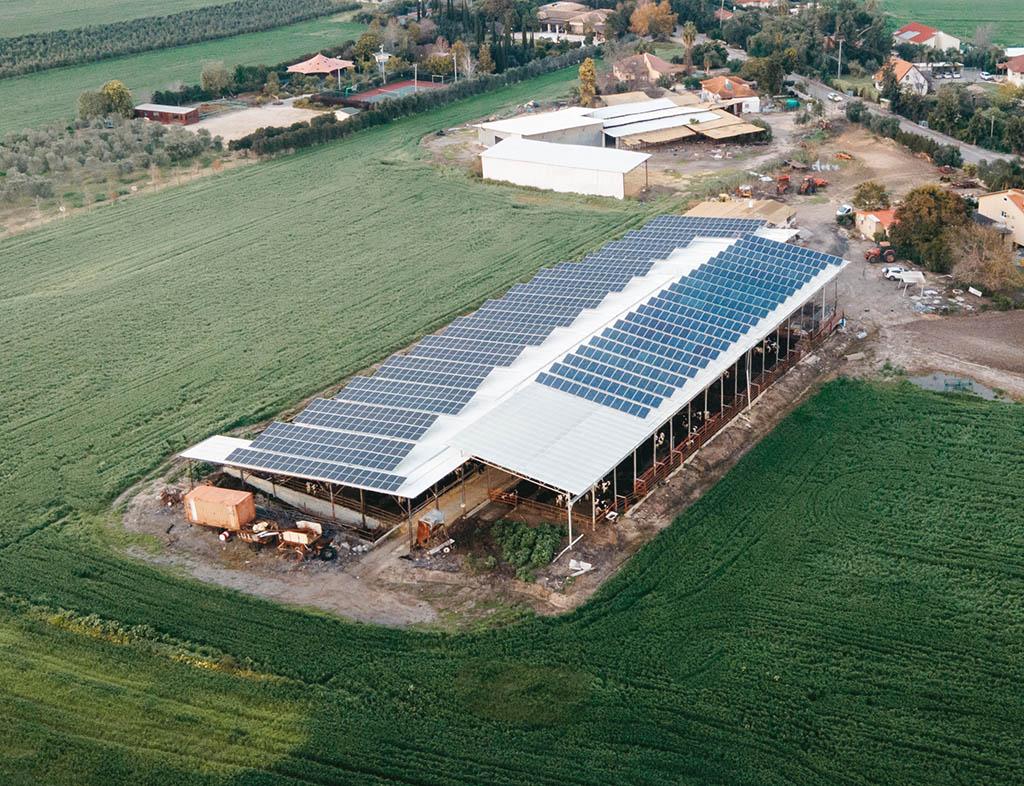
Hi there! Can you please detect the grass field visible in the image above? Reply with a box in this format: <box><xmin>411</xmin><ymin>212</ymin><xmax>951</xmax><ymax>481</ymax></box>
<box><xmin>883</xmin><ymin>0</ymin><xmax>1024</xmax><ymax>46</ymax></box>
<box><xmin>0</xmin><ymin>14</ymin><xmax>364</xmax><ymax>136</ymax></box>
<box><xmin>1</xmin><ymin>67</ymin><xmax>1023</xmax><ymax>784</ymax></box>
<box><xmin>0</xmin><ymin>0</ymin><xmax>226</xmax><ymax>37</ymax></box>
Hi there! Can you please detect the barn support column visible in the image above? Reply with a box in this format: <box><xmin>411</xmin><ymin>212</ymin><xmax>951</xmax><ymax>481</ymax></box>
<box><xmin>188</xmin><ymin>461</ymin><xmax>195</xmax><ymax>490</ymax></box>
<box><xmin>820</xmin><ymin>286</ymin><xmax>826</xmax><ymax>326</ymax></box>
<box><xmin>406</xmin><ymin>498</ymin><xmax>415</xmax><ymax>549</ymax></box>
<box><xmin>567</xmin><ymin>495</ymin><xmax>574</xmax><ymax>545</ymax></box>
<box><xmin>668</xmin><ymin>418</ymin><xmax>674</xmax><ymax>450</ymax></box>
<box><xmin>591</xmin><ymin>486</ymin><xmax>597</xmax><ymax>530</ymax></box>
<box><xmin>687</xmin><ymin>400</ymin><xmax>691</xmax><ymax>437</ymax></box>
<box><xmin>745</xmin><ymin>348</ymin><xmax>753</xmax><ymax>410</ymax></box>
<box><xmin>328</xmin><ymin>483</ymin><xmax>337</xmax><ymax>520</ymax></box>
<box><xmin>632</xmin><ymin>449</ymin><xmax>637</xmax><ymax>487</ymax></box>
<box><xmin>359</xmin><ymin>488</ymin><xmax>366</xmax><ymax>526</ymax></box>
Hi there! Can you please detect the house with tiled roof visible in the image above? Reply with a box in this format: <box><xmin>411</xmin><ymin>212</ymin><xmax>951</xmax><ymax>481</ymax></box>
<box><xmin>977</xmin><ymin>189</ymin><xmax>1024</xmax><ymax>248</ymax></box>
<box><xmin>537</xmin><ymin>2</ymin><xmax>612</xmax><ymax>37</ymax></box>
<box><xmin>612</xmin><ymin>53</ymin><xmax>686</xmax><ymax>88</ymax></box>
<box><xmin>893</xmin><ymin>22</ymin><xmax>961</xmax><ymax>51</ymax></box>
<box><xmin>873</xmin><ymin>57</ymin><xmax>928</xmax><ymax>96</ymax></box>
<box><xmin>855</xmin><ymin>209</ymin><xmax>898</xmax><ymax>241</ymax></box>
<box><xmin>699</xmin><ymin>75</ymin><xmax>761</xmax><ymax>113</ymax></box>
<box><xmin>714</xmin><ymin>8</ymin><xmax>734</xmax><ymax>21</ymax></box>
<box><xmin>1000</xmin><ymin>54</ymin><xmax>1024</xmax><ymax>87</ymax></box>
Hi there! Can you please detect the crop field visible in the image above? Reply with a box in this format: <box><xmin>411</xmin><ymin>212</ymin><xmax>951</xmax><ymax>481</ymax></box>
<box><xmin>883</xmin><ymin>0</ymin><xmax>1024</xmax><ymax>46</ymax></box>
<box><xmin>0</xmin><ymin>0</ymin><xmax>225</xmax><ymax>37</ymax></box>
<box><xmin>0</xmin><ymin>15</ymin><xmax>364</xmax><ymax>135</ymax></box>
<box><xmin>1</xmin><ymin>67</ymin><xmax>1023</xmax><ymax>783</ymax></box>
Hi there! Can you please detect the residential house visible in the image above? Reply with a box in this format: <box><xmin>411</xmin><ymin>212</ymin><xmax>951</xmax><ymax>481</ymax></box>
<box><xmin>612</xmin><ymin>53</ymin><xmax>686</xmax><ymax>88</ymax></box>
<box><xmin>733</xmin><ymin>0</ymin><xmax>775</xmax><ymax>8</ymax></box>
<box><xmin>873</xmin><ymin>57</ymin><xmax>929</xmax><ymax>97</ymax></box>
<box><xmin>699</xmin><ymin>75</ymin><xmax>761</xmax><ymax>113</ymax></box>
<box><xmin>714</xmin><ymin>8</ymin><xmax>734</xmax><ymax>22</ymax></box>
<box><xmin>1001</xmin><ymin>54</ymin><xmax>1024</xmax><ymax>87</ymax></box>
<box><xmin>977</xmin><ymin>189</ymin><xmax>1024</xmax><ymax>248</ymax></box>
<box><xmin>536</xmin><ymin>2</ymin><xmax>612</xmax><ymax>37</ymax></box>
<box><xmin>893</xmin><ymin>22</ymin><xmax>961</xmax><ymax>51</ymax></box>
<box><xmin>855</xmin><ymin>209</ymin><xmax>898</xmax><ymax>241</ymax></box>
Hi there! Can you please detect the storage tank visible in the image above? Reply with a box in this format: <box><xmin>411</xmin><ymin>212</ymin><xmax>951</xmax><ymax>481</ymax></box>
<box><xmin>184</xmin><ymin>486</ymin><xmax>256</xmax><ymax>530</ymax></box>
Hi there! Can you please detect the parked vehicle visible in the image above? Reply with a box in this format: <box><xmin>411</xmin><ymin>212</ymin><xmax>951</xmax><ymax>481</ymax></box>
<box><xmin>882</xmin><ymin>265</ymin><xmax>907</xmax><ymax>280</ymax></box>
<box><xmin>827</xmin><ymin>92</ymin><xmax>842</xmax><ymax>102</ymax></box>
<box><xmin>980</xmin><ymin>71</ymin><xmax>993</xmax><ymax>81</ymax></box>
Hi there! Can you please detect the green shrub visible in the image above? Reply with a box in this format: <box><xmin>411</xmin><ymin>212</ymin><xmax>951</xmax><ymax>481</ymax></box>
<box><xmin>491</xmin><ymin>520</ymin><xmax>564</xmax><ymax>580</ymax></box>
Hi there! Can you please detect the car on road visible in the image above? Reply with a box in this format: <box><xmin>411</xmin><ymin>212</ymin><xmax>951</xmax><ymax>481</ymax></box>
<box><xmin>827</xmin><ymin>92</ymin><xmax>842</xmax><ymax>102</ymax></box>
<box><xmin>882</xmin><ymin>265</ymin><xmax>908</xmax><ymax>280</ymax></box>
<box><xmin>980</xmin><ymin>71</ymin><xmax>994</xmax><ymax>81</ymax></box>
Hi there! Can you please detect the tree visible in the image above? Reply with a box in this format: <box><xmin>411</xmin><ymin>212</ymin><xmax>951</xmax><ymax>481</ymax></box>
<box><xmin>681</xmin><ymin>21</ymin><xmax>697</xmax><ymax>75</ymax></box>
<box><xmin>200</xmin><ymin>61</ymin><xmax>232</xmax><ymax>94</ymax></box>
<box><xmin>77</xmin><ymin>90</ymin><xmax>108</xmax><ymax>120</ymax></box>
<box><xmin>741</xmin><ymin>54</ymin><xmax>785</xmax><ymax>95</ymax></box>
<box><xmin>889</xmin><ymin>185</ymin><xmax>970</xmax><ymax>273</ymax></box>
<box><xmin>354</xmin><ymin>30</ymin><xmax>384</xmax><ymax>66</ymax></box>
<box><xmin>578</xmin><ymin>57</ymin><xmax>597</xmax><ymax>108</ymax></box>
<box><xmin>424</xmin><ymin>53</ymin><xmax>454</xmax><ymax>76</ymax></box>
<box><xmin>477</xmin><ymin>42</ymin><xmax>495</xmax><ymax>74</ymax></box>
<box><xmin>630</xmin><ymin>0</ymin><xmax>676</xmax><ymax>40</ymax></box>
<box><xmin>947</xmin><ymin>223</ymin><xmax>1024</xmax><ymax>293</ymax></box>
<box><xmin>852</xmin><ymin>180</ymin><xmax>890</xmax><ymax>210</ymax></box>
<box><xmin>100</xmin><ymin>80</ymin><xmax>133</xmax><ymax>117</ymax></box>
<box><xmin>451</xmin><ymin>39</ymin><xmax>472</xmax><ymax>79</ymax></box>
<box><xmin>264</xmin><ymin>71</ymin><xmax>281</xmax><ymax>97</ymax></box>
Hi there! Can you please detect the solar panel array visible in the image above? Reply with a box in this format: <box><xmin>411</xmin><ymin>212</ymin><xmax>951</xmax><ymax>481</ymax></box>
<box><xmin>225</xmin><ymin>216</ymin><xmax>768</xmax><ymax>493</ymax></box>
<box><xmin>538</xmin><ymin>234</ymin><xmax>845</xmax><ymax>418</ymax></box>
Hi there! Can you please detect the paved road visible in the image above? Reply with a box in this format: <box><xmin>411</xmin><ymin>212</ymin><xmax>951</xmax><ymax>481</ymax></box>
<box><xmin>791</xmin><ymin>74</ymin><xmax>1016</xmax><ymax>165</ymax></box>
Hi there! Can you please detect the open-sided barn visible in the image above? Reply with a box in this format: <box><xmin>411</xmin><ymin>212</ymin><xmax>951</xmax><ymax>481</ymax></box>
<box><xmin>182</xmin><ymin>216</ymin><xmax>847</xmax><ymax>546</ymax></box>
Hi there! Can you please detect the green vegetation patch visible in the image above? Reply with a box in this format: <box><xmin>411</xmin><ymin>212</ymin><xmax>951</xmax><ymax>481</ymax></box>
<box><xmin>0</xmin><ymin>15</ymin><xmax>365</xmax><ymax>135</ymax></box>
<box><xmin>0</xmin><ymin>0</ymin><xmax>227</xmax><ymax>37</ymax></box>
<box><xmin>882</xmin><ymin>0</ymin><xmax>1024</xmax><ymax>45</ymax></box>
<box><xmin>455</xmin><ymin>661</ymin><xmax>592</xmax><ymax>727</ymax></box>
<box><xmin>492</xmin><ymin>519</ymin><xmax>565</xmax><ymax>581</ymax></box>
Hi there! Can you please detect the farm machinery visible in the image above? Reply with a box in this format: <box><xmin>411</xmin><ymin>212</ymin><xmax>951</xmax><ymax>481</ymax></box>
<box><xmin>226</xmin><ymin>519</ymin><xmax>338</xmax><ymax>561</ymax></box>
<box><xmin>864</xmin><ymin>242</ymin><xmax>897</xmax><ymax>264</ymax></box>
<box><xmin>776</xmin><ymin>174</ymin><xmax>791</xmax><ymax>194</ymax></box>
<box><xmin>798</xmin><ymin>176</ymin><xmax>829</xmax><ymax>195</ymax></box>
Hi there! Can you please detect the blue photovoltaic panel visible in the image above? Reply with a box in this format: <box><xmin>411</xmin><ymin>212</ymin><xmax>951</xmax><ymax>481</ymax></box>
<box><xmin>226</xmin><ymin>216</ymin><xmax>782</xmax><ymax>492</ymax></box>
<box><xmin>538</xmin><ymin>233</ymin><xmax>844</xmax><ymax>418</ymax></box>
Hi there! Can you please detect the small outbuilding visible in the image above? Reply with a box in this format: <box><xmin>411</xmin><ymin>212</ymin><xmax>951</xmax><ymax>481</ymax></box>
<box><xmin>480</xmin><ymin>137</ymin><xmax>649</xmax><ymax>199</ymax></box>
<box><xmin>184</xmin><ymin>485</ymin><xmax>256</xmax><ymax>530</ymax></box>
<box><xmin>475</xmin><ymin>108</ymin><xmax>605</xmax><ymax>147</ymax></box>
<box><xmin>855</xmin><ymin>208</ymin><xmax>898</xmax><ymax>240</ymax></box>
<box><xmin>134</xmin><ymin>103</ymin><xmax>199</xmax><ymax>125</ymax></box>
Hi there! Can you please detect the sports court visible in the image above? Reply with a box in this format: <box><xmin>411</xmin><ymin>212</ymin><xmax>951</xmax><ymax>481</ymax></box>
<box><xmin>348</xmin><ymin>79</ymin><xmax>447</xmax><ymax>104</ymax></box>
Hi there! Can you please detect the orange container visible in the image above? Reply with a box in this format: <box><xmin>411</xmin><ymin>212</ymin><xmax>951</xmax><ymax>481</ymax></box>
<box><xmin>184</xmin><ymin>486</ymin><xmax>256</xmax><ymax>531</ymax></box>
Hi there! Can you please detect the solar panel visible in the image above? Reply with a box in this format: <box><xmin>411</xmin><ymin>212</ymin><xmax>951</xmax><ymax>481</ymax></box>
<box><xmin>225</xmin><ymin>217</ymin><xmax>808</xmax><ymax>491</ymax></box>
<box><xmin>537</xmin><ymin>232</ymin><xmax>845</xmax><ymax>418</ymax></box>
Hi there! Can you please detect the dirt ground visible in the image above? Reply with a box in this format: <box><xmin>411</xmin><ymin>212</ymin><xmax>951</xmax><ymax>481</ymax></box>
<box><xmin>191</xmin><ymin>98</ymin><xmax>350</xmax><ymax>142</ymax></box>
<box><xmin>123</xmin><ymin>116</ymin><xmax>1024</xmax><ymax>630</ymax></box>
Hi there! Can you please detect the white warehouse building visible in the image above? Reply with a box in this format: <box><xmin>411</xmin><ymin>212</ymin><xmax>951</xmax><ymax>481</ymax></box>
<box><xmin>480</xmin><ymin>138</ymin><xmax>650</xmax><ymax>200</ymax></box>
<box><xmin>475</xmin><ymin>108</ymin><xmax>605</xmax><ymax>147</ymax></box>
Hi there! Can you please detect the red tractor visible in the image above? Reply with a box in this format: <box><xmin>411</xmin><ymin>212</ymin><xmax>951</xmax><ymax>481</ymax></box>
<box><xmin>798</xmin><ymin>176</ymin><xmax>829</xmax><ymax>195</ymax></box>
<box><xmin>864</xmin><ymin>242</ymin><xmax>897</xmax><ymax>264</ymax></box>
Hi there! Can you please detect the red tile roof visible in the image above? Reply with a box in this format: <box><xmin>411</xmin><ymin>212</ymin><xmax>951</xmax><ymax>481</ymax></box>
<box><xmin>700</xmin><ymin>75</ymin><xmax>755</xmax><ymax>99</ymax></box>
<box><xmin>873</xmin><ymin>57</ymin><xmax>917</xmax><ymax>84</ymax></box>
<box><xmin>1002</xmin><ymin>54</ymin><xmax>1024</xmax><ymax>73</ymax></box>
<box><xmin>894</xmin><ymin>22</ymin><xmax>938</xmax><ymax>45</ymax></box>
<box><xmin>858</xmin><ymin>208</ymin><xmax>898</xmax><ymax>231</ymax></box>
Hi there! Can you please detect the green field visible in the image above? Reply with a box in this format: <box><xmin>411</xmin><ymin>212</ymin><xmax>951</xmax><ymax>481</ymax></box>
<box><xmin>0</xmin><ymin>0</ymin><xmax>228</xmax><ymax>36</ymax></box>
<box><xmin>2</xmin><ymin>67</ymin><xmax>1024</xmax><ymax>784</ymax></box>
<box><xmin>0</xmin><ymin>14</ymin><xmax>364</xmax><ymax>135</ymax></box>
<box><xmin>883</xmin><ymin>0</ymin><xmax>1024</xmax><ymax>46</ymax></box>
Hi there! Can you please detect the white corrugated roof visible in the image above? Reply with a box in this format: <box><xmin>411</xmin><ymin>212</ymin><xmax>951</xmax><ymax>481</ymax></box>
<box><xmin>454</xmin><ymin>247</ymin><xmax>847</xmax><ymax>495</ymax></box>
<box><xmin>587</xmin><ymin>98</ymin><xmax>677</xmax><ymax>119</ymax></box>
<box><xmin>135</xmin><ymin>103</ymin><xmax>197</xmax><ymax>113</ymax></box>
<box><xmin>475</xmin><ymin>107</ymin><xmax>601</xmax><ymax>136</ymax></box>
<box><xmin>603</xmin><ymin>110</ymin><xmax>721</xmax><ymax>138</ymax></box>
<box><xmin>480</xmin><ymin>137</ymin><xmax>649</xmax><ymax>173</ymax></box>
<box><xmin>180</xmin><ymin>435</ymin><xmax>251</xmax><ymax>463</ymax></box>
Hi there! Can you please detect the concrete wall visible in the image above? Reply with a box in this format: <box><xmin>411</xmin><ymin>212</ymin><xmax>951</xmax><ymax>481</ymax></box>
<box><xmin>482</xmin><ymin>156</ymin><xmax>632</xmax><ymax>199</ymax></box>
<box><xmin>622</xmin><ymin>162</ymin><xmax>647</xmax><ymax>197</ymax></box>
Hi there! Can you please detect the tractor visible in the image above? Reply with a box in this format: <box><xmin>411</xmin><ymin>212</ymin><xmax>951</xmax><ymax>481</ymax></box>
<box><xmin>798</xmin><ymin>176</ymin><xmax>829</xmax><ymax>195</ymax></box>
<box><xmin>776</xmin><ymin>174</ymin><xmax>791</xmax><ymax>195</ymax></box>
<box><xmin>864</xmin><ymin>242</ymin><xmax>897</xmax><ymax>264</ymax></box>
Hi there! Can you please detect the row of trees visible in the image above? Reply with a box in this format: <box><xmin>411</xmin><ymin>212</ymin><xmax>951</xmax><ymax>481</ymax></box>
<box><xmin>230</xmin><ymin>46</ymin><xmax>597</xmax><ymax>155</ymax></box>
<box><xmin>0</xmin><ymin>0</ymin><xmax>358</xmax><ymax>78</ymax></box>
<box><xmin>0</xmin><ymin>116</ymin><xmax>221</xmax><ymax>204</ymax></box>
<box><xmin>879</xmin><ymin>74</ymin><xmax>1024</xmax><ymax>156</ymax></box>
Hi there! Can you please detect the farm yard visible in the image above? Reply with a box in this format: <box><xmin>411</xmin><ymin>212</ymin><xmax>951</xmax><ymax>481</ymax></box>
<box><xmin>1</xmin><ymin>16</ymin><xmax>1023</xmax><ymax>784</ymax></box>
<box><xmin>0</xmin><ymin>0</ymin><xmax>227</xmax><ymax>36</ymax></box>
<box><xmin>882</xmin><ymin>0</ymin><xmax>1024</xmax><ymax>46</ymax></box>
<box><xmin>0</xmin><ymin>14</ymin><xmax>364</xmax><ymax>135</ymax></box>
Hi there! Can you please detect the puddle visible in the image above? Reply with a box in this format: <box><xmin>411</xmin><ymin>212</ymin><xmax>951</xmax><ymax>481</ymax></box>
<box><xmin>908</xmin><ymin>373</ymin><xmax>1003</xmax><ymax>401</ymax></box>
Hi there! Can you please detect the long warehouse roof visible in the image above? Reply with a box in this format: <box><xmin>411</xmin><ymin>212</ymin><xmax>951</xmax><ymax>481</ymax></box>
<box><xmin>181</xmin><ymin>216</ymin><xmax>845</xmax><ymax>498</ymax></box>
<box><xmin>481</xmin><ymin>137</ymin><xmax>650</xmax><ymax>173</ymax></box>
